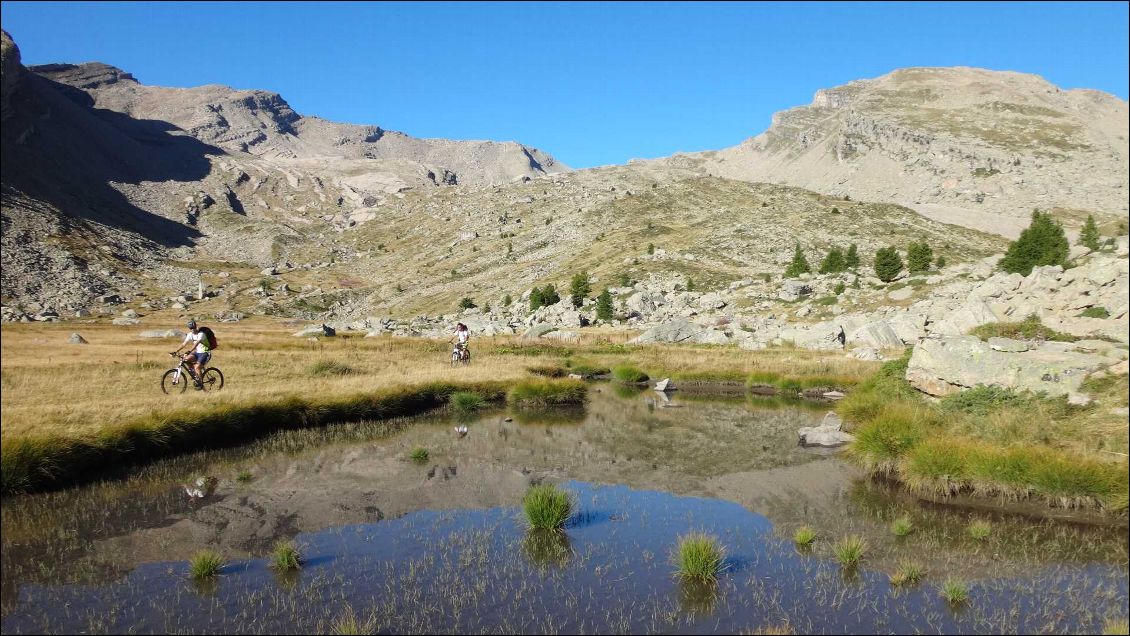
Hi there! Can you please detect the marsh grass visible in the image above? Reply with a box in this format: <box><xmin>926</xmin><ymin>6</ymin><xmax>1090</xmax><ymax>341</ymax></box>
<box><xmin>525</xmin><ymin>364</ymin><xmax>567</xmax><ymax>378</ymax></box>
<box><xmin>612</xmin><ymin>365</ymin><xmax>649</xmax><ymax>383</ymax></box>
<box><xmin>939</xmin><ymin>578</ymin><xmax>970</xmax><ymax>604</ymax></box>
<box><xmin>967</xmin><ymin>519</ymin><xmax>992</xmax><ymax>540</ymax></box>
<box><xmin>236</xmin><ymin>470</ymin><xmax>253</xmax><ymax>483</ymax></box>
<box><xmin>271</xmin><ymin>540</ymin><xmax>301</xmax><ymax>571</ymax></box>
<box><xmin>566</xmin><ymin>363</ymin><xmax>611</xmax><ymax>379</ymax></box>
<box><xmin>507</xmin><ymin>379</ymin><xmax>588</xmax><ymax>407</ymax></box>
<box><xmin>833</xmin><ymin>535</ymin><xmax>867</xmax><ymax>567</ymax></box>
<box><xmin>792</xmin><ymin>526</ymin><xmax>817</xmax><ymax>547</ymax></box>
<box><xmin>1103</xmin><ymin>618</ymin><xmax>1130</xmax><ymax>636</ymax></box>
<box><xmin>889</xmin><ymin>562</ymin><xmax>926</xmax><ymax>586</ymax></box>
<box><xmin>673</xmin><ymin>532</ymin><xmax>726</xmax><ymax>581</ymax></box>
<box><xmin>189</xmin><ymin>550</ymin><xmax>224</xmax><ymax>579</ymax></box>
<box><xmin>449</xmin><ymin>391</ymin><xmax>485</xmax><ymax>412</ymax></box>
<box><xmin>522</xmin><ymin>483</ymin><xmax>573</xmax><ymax>530</ymax></box>
<box><xmin>331</xmin><ymin>606</ymin><xmax>376</xmax><ymax>635</ymax></box>
<box><xmin>408</xmin><ymin>447</ymin><xmax>429</xmax><ymax>462</ymax></box>
<box><xmin>891</xmin><ymin>515</ymin><xmax>914</xmax><ymax>536</ymax></box>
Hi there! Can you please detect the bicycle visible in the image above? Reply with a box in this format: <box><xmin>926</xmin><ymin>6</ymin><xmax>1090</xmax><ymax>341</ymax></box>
<box><xmin>161</xmin><ymin>352</ymin><xmax>224</xmax><ymax>394</ymax></box>
<box><xmin>451</xmin><ymin>342</ymin><xmax>471</xmax><ymax>366</ymax></box>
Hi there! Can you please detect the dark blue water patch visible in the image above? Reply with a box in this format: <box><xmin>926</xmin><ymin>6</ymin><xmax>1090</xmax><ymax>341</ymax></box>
<box><xmin>2</xmin><ymin>482</ymin><xmax>1126</xmax><ymax>634</ymax></box>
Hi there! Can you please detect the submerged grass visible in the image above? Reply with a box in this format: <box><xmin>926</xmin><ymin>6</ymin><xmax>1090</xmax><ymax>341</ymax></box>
<box><xmin>523</xmin><ymin>483</ymin><xmax>573</xmax><ymax>530</ymax></box>
<box><xmin>939</xmin><ymin>578</ymin><xmax>970</xmax><ymax>604</ymax></box>
<box><xmin>891</xmin><ymin>516</ymin><xmax>914</xmax><ymax>537</ymax></box>
<box><xmin>673</xmin><ymin>533</ymin><xmax>726</xmax><ymax>581</ymax></box>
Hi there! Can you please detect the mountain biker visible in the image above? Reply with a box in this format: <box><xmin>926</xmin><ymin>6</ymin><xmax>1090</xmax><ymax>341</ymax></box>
<box><xmin>450</xmin><ymin>322</ymin><xmax>470</xmax><ymax>361</ymax></box>
<box><xmin>172</xmin><ymin>320</ymin><xmax>212</xmax><ymax>389</ymax></box>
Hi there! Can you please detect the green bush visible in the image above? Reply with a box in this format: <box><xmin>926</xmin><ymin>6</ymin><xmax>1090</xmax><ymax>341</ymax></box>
<box><xmin>612</xmin><ymin>365</ymin><xmax>649</xmax><ymax>383</ymax></box>
<box><xmin>907</xmin><ymin>241</ymin><xmax>933</xmax><ymax>273</ymax></box>
<box><xmin>814</xmin><ymin>296</ymin><xmax>837</xmax><ymax>306</ymax></box>
<box><xmin>523</xmin><ymin>483</ymin><xmax>573</xmax><ymax>530</ymax></box>
<box><xmin>999</xmin><ymin>209</ymin><xmax>1069</xmax><ymax>275</ymax></box>
<box><xmin>819</xmin><ymin>247</ymin><xmax>846</xmax><ymax>274</ymax></box>
<box><xmin>596</xmin><ymin>288</ymin><xmax>614</xmax><ymax>320</ymax></box>
<box><xmin>833</xmin><ymin>282</ymin><xmax>846</xmax><ymax>295</ymax></box>
<box><xmin>1081</xmin><ymin>306</ymin><xmax>1110</xmax><ymax>319</ymax></box>
<box><xmin>502</xmin><ymin>294</ymin><xmax>512</xmax><ymax>306</ymax></box>
<box><xmin>1079</xmin><ymin>214</ymin><xmax>1102</xmax><ymax>251</ymax></box>
<box><xmin>833</xmin><ymin>535</ymin><xmax>867</xmax><ymax>567</ymax></box>
<box><xmin>785</xmin><ymin>243</ymin><xmax>811</xmax><ymax>278</ymax></box>
<box><xmin>647</xmin><ymin>243</ymin><xmax>655</xmax><ymax>255</ymax></box>
<box><xmin>873</xmin><ymin>246</ymin><xmax>904</xmax><ymax>282</ymax></box>
<box><xmin>845</xmin><ymin>244</ymin><xmax>860</xmax><ymax>270</ymax></box>
<box><xmin>935</xmin><ymin>255</ymin><xmax>947</xmax><ymax>269</ymax></box>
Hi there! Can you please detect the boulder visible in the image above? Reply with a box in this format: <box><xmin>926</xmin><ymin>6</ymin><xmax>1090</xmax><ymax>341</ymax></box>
<box><xmin>654</xmin><ymin>378</ymin><xmax>675</xmax><ymax>392</ymax></box>
<box><xmin>112</xmin><ymin>317</ymin><xmax>140</xmax><ymax>326</ymax></box>
<box><xmin>697</xmin><ymin>293</ymin><xmax>727</xmax><ymax>310</ymax></box>
<box><xmin>849</xmin><ymin>321</ymin><xmax>904</xmax><ymax>349</ymax></box>
<box><xmin>139</xmin><ymin>329</ymin><xmax>186</xmax><ymax>339</ymax></box>
<box><xmin>521</xmin><ymin>324</ymin><xmax>557</xmax><ymax>340</ymax></box>
<box><xmin>779</xmin><ymin>280</ymin><xmax>813</xmax><ymax>302</ymax></box>
<box><xmin>631</xmin><ymin>318</ymin><xmax>703</xmax><ymax>344</ymax></box>
<box><xmin>987</xmin><ymin>337</ymin><xmax>1028</xmax><ymax>352</ymax></box>
<box><xmin>850</xmin><ymin>347</ymin><xmax>883</xmax><ymax>361</ymax></box>
<box><xmin>906</xmin><ymin>336</ymin><xmax>1109</xmax><ymax>398</ymax></box>
<box><xmin>797</xmin><ymin>412</ymin><xmax>854</xmax><ymax>448</ymax></box>
<box><xmin>68</xmin><ymin>333</ymin><xmax>87</xmax><ymax>344</ymax></box>
<box><xmin>887</xmin><ymin>286</ymin><xmax>914</xmax><ymax>302</ymax></box>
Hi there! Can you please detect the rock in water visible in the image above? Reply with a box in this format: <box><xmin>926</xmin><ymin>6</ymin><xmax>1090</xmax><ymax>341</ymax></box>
<box><xmin>654</xmin><ymin>378</ymin><xmax>676</xmax><ymax>392</ymax></box>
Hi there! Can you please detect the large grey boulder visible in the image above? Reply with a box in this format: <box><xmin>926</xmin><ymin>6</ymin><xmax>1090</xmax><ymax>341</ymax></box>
<box><xmin>779</xmin><ymin>280</ymin><xmax>813</xmax><ymax>302</ymax></box>
<box><xmin>521</xmin><ymin>324</ymin><xmax>557</xmax><ymax>340</ymax></box>
<box><xmin>930</xmin><ymin>298</ymin><xmax>999</xmax><ymax>336</ymax></box>
<box><xmin>139</xmin><ymin>329</ymin><xmax>186</xmax><ymax>339</ymax></box>
<box><xmin>68</xmin><ymin>333</ymin><xmax>88</xmax><ymax>344</ymax></box>
<box><xmin>849</xmin><ymin>321</ymin><xmax>904</xmax><ymax>349</ymax></box>
<box><xmin>906</xmin><ymin>336</ymin><xmax>1109</xmax><ymax>398</ymax></box>
<box><xmin>631</xmin><ymin>318</ymin><xmax>704</xmax><ymax>344</ymax></box>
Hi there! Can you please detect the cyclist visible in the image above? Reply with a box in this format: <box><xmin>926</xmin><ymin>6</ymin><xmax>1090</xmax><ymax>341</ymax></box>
<box><xmin>172</xmin><ymin>320</ymin><xmax>212</xmax><ymax>389</ymax></box>
<box><xmin>450</xmin><ymin>322</ymin><xmax>470</xmax><ymax>362</ymax></box>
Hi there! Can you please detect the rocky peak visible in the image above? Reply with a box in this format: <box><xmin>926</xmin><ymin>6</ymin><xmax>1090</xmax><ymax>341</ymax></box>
<box><xmin>1</xmin><ymin>29</ymin><xmax>24</xmax><ymax>121</ymax></box>
<box><xmin>30</xmin><ymin>62</ymin><xmax>138</xmax><ymax>89</ymax></box>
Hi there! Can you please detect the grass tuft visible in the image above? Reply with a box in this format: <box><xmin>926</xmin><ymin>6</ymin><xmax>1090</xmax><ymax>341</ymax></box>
<box><xmin>967</xmin><ymin>519</ymin><xmax>992</xmax><ymax>540</ymax></box>
<box><xmin>889</xmin><ymin>561</ymin><xmax>926</xmax><ymax>586</ymax></box>
<box><xmin>271</xmin><ymin>540</ymin><xmax>302</xmax><ymax>571</ymax></box>
<box><xmin>408</xmin><ymin>447</ymin><xmax>429</xmax><ymax>462</ymax></box>
<box><xmin>891</xmin><ymin>515</ymin><xmax>914</xmax><ymax>537</ymax></box>
<box><xmin>189</xmin><ymin>549</ymin><xmax>224</xmax><ymax>579</ymax></box>
<box><xmin>939</xmin><ymin>578</ymin><xmax>970</xmax><ymax>604</ymax></box>
<box><xmin>673</xmin><ymin>532</ymin><xmax>726</xmax><ymax>581</ymax></box>
<box><xmin>792</xmin><ymin>525</ymin><xmax>817</xmax><ymax>547</ymax></box>
<box><xmin>1102</xmin><ymin>619</ymin><xmax>1129</xmax><ymax>636</ymax></box>
<box><xmin>525</xmin><ymin>364</ymin><xmax>568</xmax><ymax>378</ymax></box>
<box><xmin>236</xmin><ymin>470</ymin><xmax>253</xmax><ymax>483</ymax></box>
<box><xmin>833</xmin><ymin>535</ymin><xmax>867</xmax><ymax>567</ymax></box>
<box><xmin>449</xmin><ymin>391</ymin><xmax>485</xmax><ymax>412</ymax></box>
<box><xmin>307</xmin><ymin>360</ymin><xmax>358</xmax><ymax>377</ymax></box>
<box><xmin>523</xmin><ymin>483</ymin><xmax>573</xmax><ymax>530</ymax></box>
<box><xmin>507</xmin><ymin>379</ymin><xmax>588</xmax><ymax>407</ymax></box>
<box><xmin>612</xmin><ymin>365</ymin><xmax>649</xmax><ymax>383</ymax></box>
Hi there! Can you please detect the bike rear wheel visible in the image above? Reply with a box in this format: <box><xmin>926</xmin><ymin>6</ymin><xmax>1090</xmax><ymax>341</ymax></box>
<box><xmin>161</xmin><ymin>369</ymin><xmax>188</xmax><ymax>394</ymax></box>
<box><xmin>200</xmin><ymin>367</ymin><xmax>225</xmax><ymax>391</ymax></box>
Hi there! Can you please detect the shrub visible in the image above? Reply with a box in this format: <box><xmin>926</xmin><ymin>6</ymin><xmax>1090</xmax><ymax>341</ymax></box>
<box><xmin>1081</xmin><ymin>306</ymin><xmax>1110</xmax><ymax>319</ymax></box>
<box><xmin>784</xmin><ymin>243</ymin><xmax>811</xmax><ymax>278</ymax></box>
<box><xmin>647</xmin><ymin>243</ymin><xmax>655</xmax><ymax>255</ymax></box>
<box><xmin>271</xmin><ymin>540</ymin><xmax>301</xmax><ymax>571</ymax></box>
<box><xmin>819</xmin><ymin>247</ymin><xmax>847</xmax><ymax>274</ymax></box>
<box><xmin>529</xmin><ymin>287</ymin><xmax>544</xmax><ymax>310</ymax></box>
<box><xmin>507</xmin><ymin>379</ymin><xmax>588</xmax><ymax>406</ymax></box>
<box><xmin>833</xmin><ymin>282</ymin><xmax>846</xmax><ymax>295</ymax></box>
<box><xmin>596</xmin><ymin>288</ymin><xmax>614</xmax><ymax>320</ymax></box>
<box><xmin>409</xmin><ymin>447</ymin><xmax>429</xmax><ymax>462</ymax></box>
<box><xmin>873</xmin><ymin>246</ymin><xmax>904</xmax><ymax>282</ymax></box>
<box><xmin>523</xmin><ymin>483</ymin><xmax>573</xmax><ymax>529</ymax></box>
<box><xmin>570</xmin><ymin>272</ymin><xmax>590</xmax><ymax>308</ymax></box>
<box><xmin>999</xmin><ymin>209</ymin><xmax>1069</xmax><ymax>275</ymax></box>
<box><xmin>502</xmin><ymin>294</ymin><xmax>512</xmax><ymax>306</ymax></box>
<box><xmin>833</xmin><ymin>535</ymin><xmax>867</xmax><ymax>567</ymax></box>
<box><xmin>793</xmin><ymin>526</ymin><xmax>817</xmax><ymax>547</ymax></box>
<box><xmin>935</xmin><ymin>255</ymin><xmax>947</xmax><ymax>269</ymax></box>
<box><xmin>189</xmin><ymin>550</ymin><xmax>224</xmax><ymax>579</ymax></box>
<box><xmin>845</xmin><ymin>244</ymin><xmax>860</xmax><ymax>269</ymax></box>
<box><xmin>685</xmin><ymin>277</ymin><xmax>695</xmax><ymax>292</ymax></box>
<box><xmin>673</xmin><ymin>533</ymin><xmax>726</xmax><ymax>581</ymax></box>
<box><xmin>612</xmin><ymin>365</ymin><xmax>649</xmax><ymax>383</ymax></box>
<box><xmin>907</xmin><ymin>241</ymin><xmax>933</xmax><ymax>273</ymax></box>
<box><xmin>1079</xmin><ymin>214</ymin><xmax>1102</xmax><ymax>251</ymax></box>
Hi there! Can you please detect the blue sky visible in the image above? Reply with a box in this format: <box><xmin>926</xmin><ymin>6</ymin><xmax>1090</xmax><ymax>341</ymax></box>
<box><xmin>2</xmin><ymin>1</ymin><xmax>1127</xmax><ymax>168</ymax></box>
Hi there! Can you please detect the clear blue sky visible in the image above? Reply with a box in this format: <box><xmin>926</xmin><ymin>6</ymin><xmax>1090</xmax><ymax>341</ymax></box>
<box><xmin>3</xmin><ymin>1</ymin><xmax>1127</xmax><ymax>168</ymax></box>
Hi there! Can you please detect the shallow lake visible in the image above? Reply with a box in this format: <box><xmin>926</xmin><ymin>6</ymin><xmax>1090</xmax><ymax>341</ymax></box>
<box><xmin>2</xmin><ymin>387</ymin><xmax>1126</xmax><ymax>634</ymax></box>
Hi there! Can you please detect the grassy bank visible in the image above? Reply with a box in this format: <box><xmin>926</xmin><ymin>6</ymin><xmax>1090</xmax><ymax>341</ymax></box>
<box><xmin>2</xmin><ymin>321</ymin><xmax>875</xmax><ymax>494</ymax></box>
<box><xmin>840</xmin><ymin>354</ymin><xmax>1129</xmax><ymax>512</ymax></box>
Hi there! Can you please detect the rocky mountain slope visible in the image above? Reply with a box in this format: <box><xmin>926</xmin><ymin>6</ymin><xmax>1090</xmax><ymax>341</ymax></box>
<box><xmin>661</xmin><ymin>67</ymin><xmax>1129</xmax><ymax>238</ymax></box>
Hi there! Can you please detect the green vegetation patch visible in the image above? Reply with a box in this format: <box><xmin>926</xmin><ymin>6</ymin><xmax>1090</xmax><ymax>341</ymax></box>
<box><xmin>307</xmin><ymin>360</ymin><xmax>358</xmax><ymax>377</ymax></box>
<box><xmin>507</xmin><ymin>379</ymin><xmax>588</xmax><ymax>407</ymax></box>
<box><xmin>523</xmin><ymin>483</ymin><xmax>573</xmax><ymax>530</ymax></box>
<box><xmin>525</xmin><ymin>364</ymin><xmax>568</xmax><ymax>378</ymax></box>
<box><xmin>611</xmin><ymin>365</ymin><xmax>650</xmax><ymax>383</ymax></box>
<box><xmin>673</xmin><ymin>533</ymin><xmax>727</xmax><ymax>581</ymax></box>
<box><xmin>970</xmin><ymin>314</ymin><xmax>1078</xmax><ymax>342</ymax></box>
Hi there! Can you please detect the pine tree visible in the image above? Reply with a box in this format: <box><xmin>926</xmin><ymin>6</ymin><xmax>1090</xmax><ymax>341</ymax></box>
<box><xmin>844</xmin><ymin>244</ymin><xmax>860</xmax><ymax>270</ymax></box>
<box><xmin>907</xmin><ymin>241</ymin><xmax>933</xmax><ymax>273</ymax></box>
<box><xmin>1079</xmin><ymin>214</ymin><xmax>1101</xmax><ymax>251</ymax></box>
<box><xmin>596</xmin><ymin>288</ymin><xmax>614</xmax><ymax>320</ymax></box>
<box><xmin>459</xmin><ymin>297</ymin><xmax>476</xmax><ymax>310</ymax></box>
<box><xmin>999</xmin><ymin>210</ymin><xmax>1069</xmax><ymax>275</ymax></box>
<box><xmin>570</xmin><ymin>272</ymin><xmax>590</xmax><ymax>308</ymax></box>
<box><xmin>819</xmin><ymin>247</ymin><xmax>846</xmax><ymax>274</ymax></box>
<box><xmin>529</xmin><ymin>287</ymin><xmax>543</xmax><ymax>310</ymax></box>
<box><xmin>502</xmin><ymin>294</ymin><xmax>512</xmax><ymax>307</ymax></box>
<box><xmin>784</xmin><ymin>243</ymin><xmax>811</xmax><ymax>278</ymax></box>
<box><xmin>935</xmin><ymin>255</ymin><xmax>947</xmax><ymax>269</ymax></box>
<box><xmin>685</xmin><ymin>277</ymin><xmax>695</xmax><ymax>292</ymax></box>
<box><xmin>873</xmin><ymin>246</ymin><xmax>904</xmax><ymax>282</ymax></box>
<box><xmin>542</xmin><ymin>284</ymin><xmax>561</xmax><ymax>306</ymax></box>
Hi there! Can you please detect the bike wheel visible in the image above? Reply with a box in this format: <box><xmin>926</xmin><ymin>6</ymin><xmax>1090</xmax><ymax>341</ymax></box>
<box><xmin>200</xmin><ymin>367</ymin><xmax>225</xmax><ymax>391</ymax></box>
<box><xmin>161</xmin><ymin>369</ymin><xmax>188</xmax><ymax>394</ymax></box>
<box><xmin>462</xmin><ymin>349</ymin><xmax>471</xmax><ymax>365</ymax></box>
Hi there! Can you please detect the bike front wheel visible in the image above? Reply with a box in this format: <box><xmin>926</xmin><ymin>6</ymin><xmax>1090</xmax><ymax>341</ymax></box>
<box><xmin>161</xmin><ymin>369</ymin><xmax>188</xmax><ymax>394</ymax></box>
<box><xmin>200</xmin><ymin>367</ymin><xmax>225</xmax><ymax>391</ymax></box>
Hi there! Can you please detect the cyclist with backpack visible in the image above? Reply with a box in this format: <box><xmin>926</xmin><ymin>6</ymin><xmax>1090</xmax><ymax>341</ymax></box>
<box><xmin>172</xmin><ymin>320</ymin><xmax>217</xmax><ymax>389</ymax></box>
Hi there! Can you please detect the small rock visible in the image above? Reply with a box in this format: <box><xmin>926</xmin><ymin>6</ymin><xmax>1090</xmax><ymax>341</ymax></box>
<box><xmin>68</xmin><ymin>333</ymin><xmax>88</xmax><ymax>344</ymax></box>
<box><xmin>1066</xmin><ymin>392</ymin><xmax>1093</xmax><ymax>406</ymax></box>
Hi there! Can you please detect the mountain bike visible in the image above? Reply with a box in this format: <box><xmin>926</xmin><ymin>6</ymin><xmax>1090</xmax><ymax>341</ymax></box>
<box><xmin>451</xmin><ymin>343</ymin><xmax>471</xmax><ymax>366</ymax></box>
<box><xmin>161</xmin><ymin>352</ymin><xmax>224</xmax><ymax>394</ymax></box>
